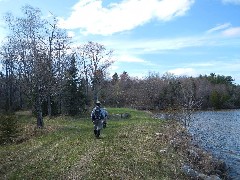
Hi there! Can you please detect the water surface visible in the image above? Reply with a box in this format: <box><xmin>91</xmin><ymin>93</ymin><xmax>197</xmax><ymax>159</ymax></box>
<box><xmin>189</xmin><ymin>110</ymin><xmax>240</xmax><ymax>179</ymax></box>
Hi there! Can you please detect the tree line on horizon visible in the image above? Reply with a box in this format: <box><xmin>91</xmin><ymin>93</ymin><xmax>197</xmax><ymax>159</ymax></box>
<box><xmin>1</xmin><ymin>5</ymin><xmax>240</xmax><ymax>128</ymax></box>
<box><xmin>103</xmin><ymin>72</ymin><xmax>240</xmax><ymax>110</ymax></box>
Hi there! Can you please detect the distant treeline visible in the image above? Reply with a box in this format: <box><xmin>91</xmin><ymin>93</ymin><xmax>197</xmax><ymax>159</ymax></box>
<box><xmin>102</xmin><ymin>72</ymin><xmax>240</xmax><ymax>111</ymax></box>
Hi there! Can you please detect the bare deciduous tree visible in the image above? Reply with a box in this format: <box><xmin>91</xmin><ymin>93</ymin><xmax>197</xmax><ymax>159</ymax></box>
<box><xmin>2</xmin><ymin>5</ymin><xmax>71</xmax><ymax>127</ymax></box>
<box><xmin>76</xmin><ymin>41</ymin><xmax>114</xmax><ymax>102</ymax></box>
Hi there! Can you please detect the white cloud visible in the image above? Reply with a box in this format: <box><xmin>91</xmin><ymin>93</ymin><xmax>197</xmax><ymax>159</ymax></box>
<box><xmin>109</xmin><ymin>64</ymin><xmax>119</xmax><ymax>72</ymax></box>
<box><xmin>115</xmin><ymin>54</ymin><xmax>158</xmax><ymax>68</ymax></box>
<box><xmin>117</xmin><ymin>54</ymin><xmax>146</xmax><ymax>63</ymax></box>
<box><xmin>108</xmin><ymin>54</ymin><xmax>158</xmax><ymax>77</ymax></box>
<box><xmin>222</xmin><ymin>27</ymin><xmax>240</xmax><ymax>37</ymax></box>
<box><xmin>67</xmin><ymin>31</ymin><xmax>75</xmax><ymax>38</ymax></box>
<box><xmin>206</xmin><ymin>24</ymin><xmax>240</xmax><ymax>37</ymax></box>
<box><xmin>58</xmin><ymin>0</ymin><xmax>194</xmax><ymax>35</ymax></box>
<box><xmin>0</xmin><ymin>26</ymin><xmax>7</xmax><ymax>43</ymax></box>
<box><xmin>166</xmin><ymin>59</ymin><xmax>240</xmax><ymax>81</ymax></box>
<box><xmin>189</xmin><ymin>62</ymin><xmax>215</xmax><ymax>67</ymax></box>
<box><xmin>206</xmin><ymin>23</ymin><xmax>231</xmax><ymax>34</ymax></box>
<box><xmin>168</xmin><ymin>68</ymin><xmax>197</xmax><ymax>76</ymax></box>
<box><xmin>140</xmin><ymin>37</ymin><xmax>208</xmax><ymax>52</ymax></box>
<box><xmin>105</xmin><ymin>35</ymin><xmax>224</xmax><ymax>56</ymax></box>
<box><xmin>222</xmin><ymin>0</ymin><xmax>240</xmax><ymax>5</ymax></box>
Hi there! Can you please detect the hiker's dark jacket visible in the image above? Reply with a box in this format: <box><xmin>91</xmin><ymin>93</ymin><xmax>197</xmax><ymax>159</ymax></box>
<box><xmin>91</xmin><ymin>106</ymin><xmax>105</xmax><ymax>130</ymax></box>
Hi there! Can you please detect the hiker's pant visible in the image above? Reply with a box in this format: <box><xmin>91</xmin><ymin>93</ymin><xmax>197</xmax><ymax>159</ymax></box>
<box><xmin>93</xmin><ymin>119</ymin><xmax>103</xmax><ymax>131</ymax></box>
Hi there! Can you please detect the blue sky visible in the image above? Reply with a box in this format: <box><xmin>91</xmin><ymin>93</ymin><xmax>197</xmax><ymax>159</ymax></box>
<box><xmin>0</xmin><ymin>0</ymin><xmax>240</xmax><ymax>83</ymax></box>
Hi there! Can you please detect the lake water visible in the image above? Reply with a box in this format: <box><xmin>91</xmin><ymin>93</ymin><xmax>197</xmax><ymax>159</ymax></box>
<box><xmin>189</xmin><ymin>110</ymin><xmax>240</xmax><ymax>179</ymax></box>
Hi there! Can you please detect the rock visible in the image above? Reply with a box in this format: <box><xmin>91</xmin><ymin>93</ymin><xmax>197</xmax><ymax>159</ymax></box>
<box><xmin>181</xmin><ymin>165</ymin><xmax>199</xmax><ymax>178</ymax></box>
<box><xmin>155</xmin><ymin>132</ymin><xmax>164</xmax><ymax>136</ymax></box>
<box><xmin>208</xmin><ymin>159</ymin><xmax>228</xmax><ymax>179</ymax></box>
<box><xmin>187</xmin><ymin>149</ymin><xmax>201</xmax><ymax>162</ymax></box>
<box><xmin>159</xmin><ymin>148</ymin><xmax>167</xmax><ymax>154</ymax></box>
<box><xmin>204</xmin><ymin>175</ymin><xmax>221</xmax><ymax>180</ymax></box>
<box><xmin>109</xmin><ymin>113</ymin><xmax>131</xmax><ymax>120</ymax></box>
<box><xmin>170</xmin><ymin>138</ymin><xmax>180</xmax><ymax>150</ymax></box>
<box><xmin>121</xmin><ymin>113</ymin><xmax>131</xmax><ymax>119</ymax></box>
<box><xmin>198</xmin><ymin>173</ymin><xmax>209</xmax><ymax>179</ymax></box>
<box><xmin>182</xmin><ymin>165</ymin><xmax>222</xmax><ymax>180</ymax></box>
<box><xmin>214</xmin><ymin>159</ymin><xmax>227</xmax><ymax>173</ymax></box>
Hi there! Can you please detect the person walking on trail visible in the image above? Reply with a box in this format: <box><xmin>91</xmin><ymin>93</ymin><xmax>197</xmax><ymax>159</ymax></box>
<box><xmin>91</xmin><ymin>101</ymin><xmax>106</xmax><ymax>138</ymax></box>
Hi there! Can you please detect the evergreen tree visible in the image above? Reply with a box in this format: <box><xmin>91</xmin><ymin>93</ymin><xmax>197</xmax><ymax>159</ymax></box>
<box><xmin>62</xmin><ymin>54</ymin><xmax>82</xmax><ymax>116</ymax></box>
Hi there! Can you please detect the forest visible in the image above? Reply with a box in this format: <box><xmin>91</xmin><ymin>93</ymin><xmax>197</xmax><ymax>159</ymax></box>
<box><xmin>1</xmin><ymin>5</ymin><xmax>240</xmax><ymax>128</ymax></box>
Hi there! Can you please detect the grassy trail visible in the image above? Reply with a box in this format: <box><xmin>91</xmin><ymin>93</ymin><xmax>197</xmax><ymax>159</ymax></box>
<box><xmin>1</xmin><ymin>108</ymin><xmax>190</xmax><ymax>179</ymax></box>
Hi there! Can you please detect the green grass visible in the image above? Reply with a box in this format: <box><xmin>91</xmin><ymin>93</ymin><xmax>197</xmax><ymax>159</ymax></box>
<box><xmin>0</xmin><ymin>108</ymin><xmax>191</xmax><ymax>179</ymax></box>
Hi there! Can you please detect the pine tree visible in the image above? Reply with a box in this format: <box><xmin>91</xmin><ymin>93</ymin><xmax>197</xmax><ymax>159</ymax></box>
<box><xmin>62</xmin><ymin>54</ymin><xmax>82</xmax><ymax>116</ymax></box>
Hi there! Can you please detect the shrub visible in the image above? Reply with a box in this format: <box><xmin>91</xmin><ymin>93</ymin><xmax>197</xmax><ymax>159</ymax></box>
<box><xmin>0</xmin><ymin>114</ymin><xmax>19</xmax><ymax>145</ymax></box>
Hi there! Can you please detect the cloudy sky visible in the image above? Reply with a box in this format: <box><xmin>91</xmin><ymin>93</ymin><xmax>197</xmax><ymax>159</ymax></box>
<box><xmin>0</xmin><ymin>0</ymin><xmax>240</xmax><ymax>83</ymax></box>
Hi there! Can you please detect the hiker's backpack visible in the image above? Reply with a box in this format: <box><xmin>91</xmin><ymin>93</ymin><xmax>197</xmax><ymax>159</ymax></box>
<box><xmin>94</xmin><ymin>107</ymin><xmax>103</xmax><ymax>120</ymax></box>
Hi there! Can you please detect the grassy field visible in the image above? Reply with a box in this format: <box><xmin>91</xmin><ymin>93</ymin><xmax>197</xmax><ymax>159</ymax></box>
<box><xmin>1</xmin><ymin>108</ymin><xmax>210</xmax><ymax>179</ymax></box>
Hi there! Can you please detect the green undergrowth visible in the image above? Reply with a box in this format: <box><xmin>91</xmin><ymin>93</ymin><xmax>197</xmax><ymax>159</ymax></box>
<box><xmin>0</xmin><ymin>108</ymin><xmax>190</xmax><ymax>179</ymax></box>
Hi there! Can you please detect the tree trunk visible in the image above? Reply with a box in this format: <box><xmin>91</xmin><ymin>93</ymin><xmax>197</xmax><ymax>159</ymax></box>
<box><xmin>19</xmin><ymin>84</ymin><xmax>23</xmax><ymax>109</ymax></box>
<box><xmin>94</xmin><ymin>84</ymin><xmax>98</xmax><ymax>103</ymax></box>
<box><xmin>36</xmin><ymin>86</ymin><xmax>44</xmax><ymax>128</ymax></box>
<box><xmin>47</xmin><ymin>94</ymin><xmax>52</xmax><ymax>118</ymax></box>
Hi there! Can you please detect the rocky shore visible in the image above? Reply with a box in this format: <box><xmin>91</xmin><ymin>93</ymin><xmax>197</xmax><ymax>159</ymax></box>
<box><xmin>154</xmin><ymin>119</ymin><xmax>229</xmax><ymax>180</ymax></box>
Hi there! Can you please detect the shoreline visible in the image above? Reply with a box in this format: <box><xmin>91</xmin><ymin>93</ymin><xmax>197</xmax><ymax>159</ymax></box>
<box><xmin>152</xmin><ymin>113</ymin><xmax>229</xmax><ymax>179</ymax></box>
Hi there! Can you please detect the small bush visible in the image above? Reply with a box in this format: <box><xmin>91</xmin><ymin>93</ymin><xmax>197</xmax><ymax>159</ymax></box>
<box><xmin>0</xmin><ymin>114</ymin><xmax>20</xmax><ymax>145</ymax></box>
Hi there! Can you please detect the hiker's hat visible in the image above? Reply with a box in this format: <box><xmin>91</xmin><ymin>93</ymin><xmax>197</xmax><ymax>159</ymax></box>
<box><xmin>96</xmin><ymin>100</ymin><xmax>101</xmax><ymax>105</ymax></box>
